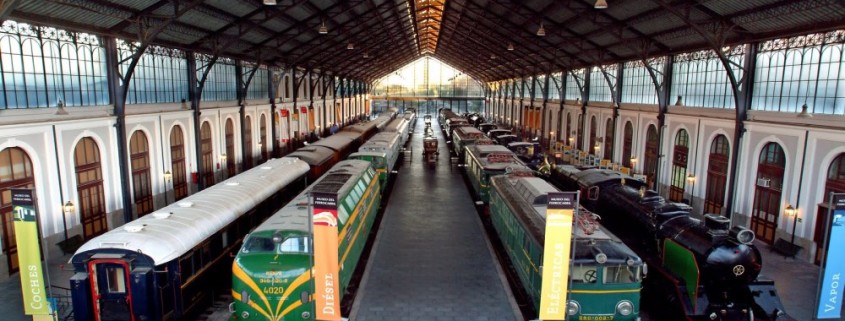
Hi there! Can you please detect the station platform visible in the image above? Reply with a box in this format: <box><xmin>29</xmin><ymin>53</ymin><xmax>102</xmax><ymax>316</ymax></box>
<box><xmin>348</xmin><ymin>116</ymin><xmax>521</xmax><ymax>321</ymax></box>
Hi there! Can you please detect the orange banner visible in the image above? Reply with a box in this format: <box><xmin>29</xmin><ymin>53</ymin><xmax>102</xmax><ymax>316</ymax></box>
<box><xmin>313</xmin><ymin>193</ymin><xmax>341</xmax><ymax>321</ymax></box>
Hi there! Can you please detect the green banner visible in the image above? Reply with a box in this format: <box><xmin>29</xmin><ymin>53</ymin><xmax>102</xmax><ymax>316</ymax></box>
<box><xmin>12</xmin><ymin>189</ymin><xmax>50</xmax><ymax>315</ymax></box>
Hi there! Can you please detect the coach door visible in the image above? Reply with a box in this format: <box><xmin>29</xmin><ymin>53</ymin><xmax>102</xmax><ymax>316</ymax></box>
<box><xmin>88</xmin><ymin>259</ymin><xmax>134</xmax><ymax>321</ymax></box>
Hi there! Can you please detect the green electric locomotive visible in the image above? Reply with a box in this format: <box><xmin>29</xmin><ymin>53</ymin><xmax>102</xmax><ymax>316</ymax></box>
<box><xmin>231</xmin><ymin>159</ymin><xmax>381</xmax><ymax>321</ymax></box>
<box><xmin>489</xmin><ymin>173</ymin><xmax>644</xmax><ymax>320</ymax></box>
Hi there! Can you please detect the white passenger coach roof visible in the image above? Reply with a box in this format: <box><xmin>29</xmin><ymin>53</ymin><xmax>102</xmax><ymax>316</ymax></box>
<box><xmin>72</xmin><ymin>157</ymin><xmax>310</xmax><ymax>265</ymax></box>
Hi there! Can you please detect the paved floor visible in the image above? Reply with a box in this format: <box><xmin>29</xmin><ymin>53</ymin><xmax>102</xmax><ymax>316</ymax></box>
<box><xmin>348</xmin><ymin>116</ymin><xmax>521</xmax><ymax>321</ymax></box>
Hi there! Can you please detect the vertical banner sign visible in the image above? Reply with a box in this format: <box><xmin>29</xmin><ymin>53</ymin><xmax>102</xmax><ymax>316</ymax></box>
<box><xmin>539</xmin><ymin>192</ymin><xmax>576</xmax><ymax>320</ymax></box>
<box><xmin>817</xmin><ymin>194</ymin><xmax>845</xmax><ymax>319</ymax></box>
<box><xmin>12</xmin><ymin>189</ymin><xmax>49</xmax><ymax>315</ymax></box>
<box><xmin>312</xmin><ymin>192</ymin><xmax>341</xmax><ymax>321</ymax></box>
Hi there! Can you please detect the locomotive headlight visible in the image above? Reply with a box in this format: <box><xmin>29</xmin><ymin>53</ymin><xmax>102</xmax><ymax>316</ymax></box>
<box><xmin>240</xmin><ymin>291</ymin><xmax>250</xmax><ymax>303</ymax></box>
<box><xmin>567</xmin><ymin>301</ymin><xmax>580</xmax><ymax>316</ymax></box>
<box><xmin>616</xmin><ymin>300</ymin><xmax>633</xmax><ymax>316</ymax></box>
<box><xmin>241</xmin><ymin>311</ymin><xmax>250</xmax><ymax>319</ymax></box>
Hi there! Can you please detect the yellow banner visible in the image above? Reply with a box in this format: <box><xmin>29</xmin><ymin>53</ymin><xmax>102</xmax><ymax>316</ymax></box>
<box><xmin>12</xmin><ymin>189</ymin><xmax>50</xmax><ymax>315</ymax></box>
<box><xmin>313</xmin><ymin>192</ymin><xmax>341</xmax><ymax>321</ymax></box>
<box><xmin>539</xmin><ymin>192</ymin><xmax>576</xmax><ymax>321</ymax></box>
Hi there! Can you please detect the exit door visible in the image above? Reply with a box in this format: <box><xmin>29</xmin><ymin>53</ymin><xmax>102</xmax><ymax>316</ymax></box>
<box><xmin>88</xmin><ymin>260</ymin><xmax>134</xmax><ymax>321</ymax></box>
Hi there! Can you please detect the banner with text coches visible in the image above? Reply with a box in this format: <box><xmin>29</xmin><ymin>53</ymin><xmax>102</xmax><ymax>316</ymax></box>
<box><xmin>817</xmin><ymin>193</ymin><xmax>845</xmax><ymax>319</ymax></box>
<box><xmin>539</xmin><ymin>192</ymin><xmax>576</xmax><ymax>320</ymax></box>
<box><xmin>12</xmin><ymin>189</ymin><xmax>50</xmax><ymax>315</ymax></box>
<box><xmin>312</xmin><ymin>192</ymin><xmax>341</xmax><ymax>321</ymax></box>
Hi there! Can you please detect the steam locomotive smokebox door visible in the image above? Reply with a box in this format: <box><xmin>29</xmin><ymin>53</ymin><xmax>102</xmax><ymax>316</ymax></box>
<box><xmin>70</xmin><ymin>272</ymin><xmax>93</xmax><ymax>321</ymax></box>
<box><xmin>130</xmin><ymin>267</ymin><xmax>153</xmax><ymax>321</ymax></box>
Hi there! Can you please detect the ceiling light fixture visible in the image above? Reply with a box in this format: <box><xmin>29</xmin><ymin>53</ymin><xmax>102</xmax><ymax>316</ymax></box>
<box><xmin>507</xmin><ymin>43</ymin><xmax>514</xmax><ymax>51</ymax></box>
<box><xmin>594</xmin><ymin>0</ymin><xmax>608</xmax><ymax>9</ymax></box>
<box><xmin>262</xmin><ymin>0</ymin><xmax>277</xmax><ymax>5</ymax></box>
<box><xmin>537</xmin><ymin>23</ymin><xmax>546</xmax><ymax>37</ymax></box>
<box><xmin>318</xmin><ymin>20</ymin><xmax>328</xmax><ymax>34</ymax></box>
<box><xmin>347</xmin><ymin>42</ymin><xmax>354</xmax><ymax>50</ymax></box>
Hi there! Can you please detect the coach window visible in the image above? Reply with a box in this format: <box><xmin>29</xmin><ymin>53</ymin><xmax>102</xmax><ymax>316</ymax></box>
<box><xmin>751</xmin><ymin>142</ymin><xmax>786</xmax><ymax>244</ymax></box>
<box><xmin>106</xmin><ymin>267</ymin><xmax>126</xmax><ymax>293</ymax></box>
<box><xmin>589</xmin><ymin>116</ymin><xmax>597</xmax><ymax>155</ymax></box>
<box><xmin>74</xmin><ymin>137</ymin><xmax>108</xmax><ymax>239</ymax></box>
<box><xmin>0</xmin><ymin>147</ymin><xmax>35</xmax><ymax>275</ymax></box>
<box><xmin>170</xmin><ymin>125</ymin><xmax>188</xmax><ymax>201</ymax></box>
<box><xmin>130</xmin><ymin>131</ymin><xmax>153</xmax><ymax>217</ymax></box>
<box><xmin>704</xmin><ymin>135</ymin><xmax>730</xmax><ymax>215</ymax></box>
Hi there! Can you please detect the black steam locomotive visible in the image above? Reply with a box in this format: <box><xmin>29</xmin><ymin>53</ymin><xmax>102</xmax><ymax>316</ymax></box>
<box><xmin>547</xmin><ymin>165</ymin><xmax>794</xmax><ymax>321</ymax></box>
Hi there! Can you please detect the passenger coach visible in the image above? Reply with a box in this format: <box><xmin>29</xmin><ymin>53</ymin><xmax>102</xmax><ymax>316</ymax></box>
<box><xmin>68</xmin><ymin>157</ymin><xmax>310</xmax><ymax>321</ymax></box>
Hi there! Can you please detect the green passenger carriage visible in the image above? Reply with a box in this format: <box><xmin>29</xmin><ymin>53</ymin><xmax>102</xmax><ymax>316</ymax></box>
<box><xmin>464</xmin><ymin>144</ymin><xmax>531</xmax><ymax>204</ymax></box>
<box><xmin>488</xmin><ymin>174</ymin><xmax>643</xmax><ymax>321</ymax></box>
<box><xmin>349</xmin><ymin>131</ymin><xmax>402</xmax><ymax>190</ymax></box>
<box><xmin>231</xmin><ymin>159</ymin><xmax>381</xmax><ymax>321</ymax></box>
<box><xmin>451</xmin><ymin>126</ymin><xmax>486</xmax><ymax>158</ymax></box>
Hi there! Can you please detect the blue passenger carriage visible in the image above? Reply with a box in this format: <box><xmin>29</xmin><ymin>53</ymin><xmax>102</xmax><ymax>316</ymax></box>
<box><xmin>489</xmin><ymin>174</ymin><xmax>643</xmax><ymax>321</ymax></box>
<box><xmin>68</xmin><ymin>157</ymin><xmax>310</xmax><ymax>321</ymax></box>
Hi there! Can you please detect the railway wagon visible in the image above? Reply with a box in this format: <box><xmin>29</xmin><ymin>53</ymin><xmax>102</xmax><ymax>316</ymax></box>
<box><xmin>68</xmin><ymin>157</ymin><xmax>310</xmax><ymax>321</ymax></box>
<box><xmin>548</xmin><ymin>166</ymin><xmax>795</xmax><ymax>321</ymax></box>
<box><xmin>231</xmin><ymin>159</ymin><xmax>381</xmax><ymax>321</ymax></box>
<box><xmin>463</xmin><ymin>144</ymin><xmax>531</xmax><ymax>204</ymax></box>
<box><xmin>451</xmin><ymin>126</ymin><xmax>486</xmax><ymax>158</ymax></box>
<box><xmin>489</xmin><ymin>174</ymin><xmax>643</xmax><ymax>320</ymax></box>
<box><xmin>349</xmin><ymin>131</ymin><xmax>403</xmax><ymax>189</ymax></box>
<box><xmin>383</xmin><ymin>117</ymin><xmax>411</xmax><ymax>146</ymax></box>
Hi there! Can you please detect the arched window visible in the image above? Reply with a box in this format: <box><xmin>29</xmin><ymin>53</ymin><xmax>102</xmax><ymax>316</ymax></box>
<box><xmin>260</xmin><ymin>114</ymin><xmax>268</xmax><ymax>161</ymax></box>
<box><xmin>751</xmin><ymin>142</ymin><xmax>786</xmax><ymax>244</ymax></box>
<box><xmin>169</xmin><ymin>125</ymin><xmax>187</xmax><ymax>201</ymax></box>
<box><xmin>669</xmin><ymin>129</ymin><xmax>690</xmax><ymax>202</ymax></box>
<box><xmin>244</xmin><ymin>116</ymin><xmax>253</xmax><ymax>169</ymax></box>
<box><xmin>814</xmin><ymin>153</ymin><xmax>845</xmax><ymax>264</ymax></box>
<box><xmin>129</xmin><ymin>131</ymin><xmax>152</xmax><ymax>216</ymax></box>
<box><xmin>200</xmin><ymin>122</ymin><xmax>214</xmax><ymax>187</ymax></box>
<box><xmin>225</xmin><ymin>118</ymin><xmax>236</xmax><ymax>178</ymax></box>
<box><xmin>604</xmin><ymin>118</ymin><xmax>613</xmax><ymax>161</ymax></box>
<box><xmin>0</xmin><ymin>147</ymin><xmax>34</xmax><ymax>274</ymax></box>
<box><xmin>644</xmin><ymin>125</ymin><xmax>659</xmax><ymax>189</ymax></box>
<box><xmin>589</xmin><ymin>116</ymin><xmax>598</xmax><ymax>156</ymax></box>
<box><xmin>74</xmin><ymin>137</ymin><xmax>107</xmax><ymax>239</ymax></box>
<box><xmin>622</xmin><ymin>122</ymin><xmax>633</xmax><ymax>167</ymax></box>
<box><xmin>704</xmin><ymin>135</ymin><xmax>730</xmax><ymax>215</ymax></box>
<box><xmin>565</xmin><ymin>113</ymin><xmax>572</xmax><ymax>145</ymax></box>
<box><xmin>576</xmin><ymin>114</ymin><xmax>584</xmax><ymax>150</ymax></box>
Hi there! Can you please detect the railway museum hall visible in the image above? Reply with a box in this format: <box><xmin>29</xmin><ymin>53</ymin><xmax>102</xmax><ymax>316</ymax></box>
<box><xmin>0</xmin><ymin>1</ymin><xmax>844</xmax><ymax>321</ymax></box>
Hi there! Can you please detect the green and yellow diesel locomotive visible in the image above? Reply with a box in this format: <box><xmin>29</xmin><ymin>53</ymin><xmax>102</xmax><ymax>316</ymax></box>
<box><xmin>489</xmin><ymin>174</ymin><xmax>644</xmax><ymax>321</ymax></box>
<box><xmin>231</xmin><ymin>159</ymin><xmax>381</xmax><ymax>321</ymax></box>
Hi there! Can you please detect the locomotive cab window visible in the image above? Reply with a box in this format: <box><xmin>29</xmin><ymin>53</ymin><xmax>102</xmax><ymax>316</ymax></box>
<box><xmin>279</xmin><ymin>236</ymin><xmax>311</xmax><ymax>254</ymax></box>
<box><xmin>603</xmin><ymin>265</ymin><xmax>640</xmax><ymax>284</ymax></box>
<box><xmin>242</xmin><ymin>236</ymin><xmax>275</xmax><ymax>253</ymax></box>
